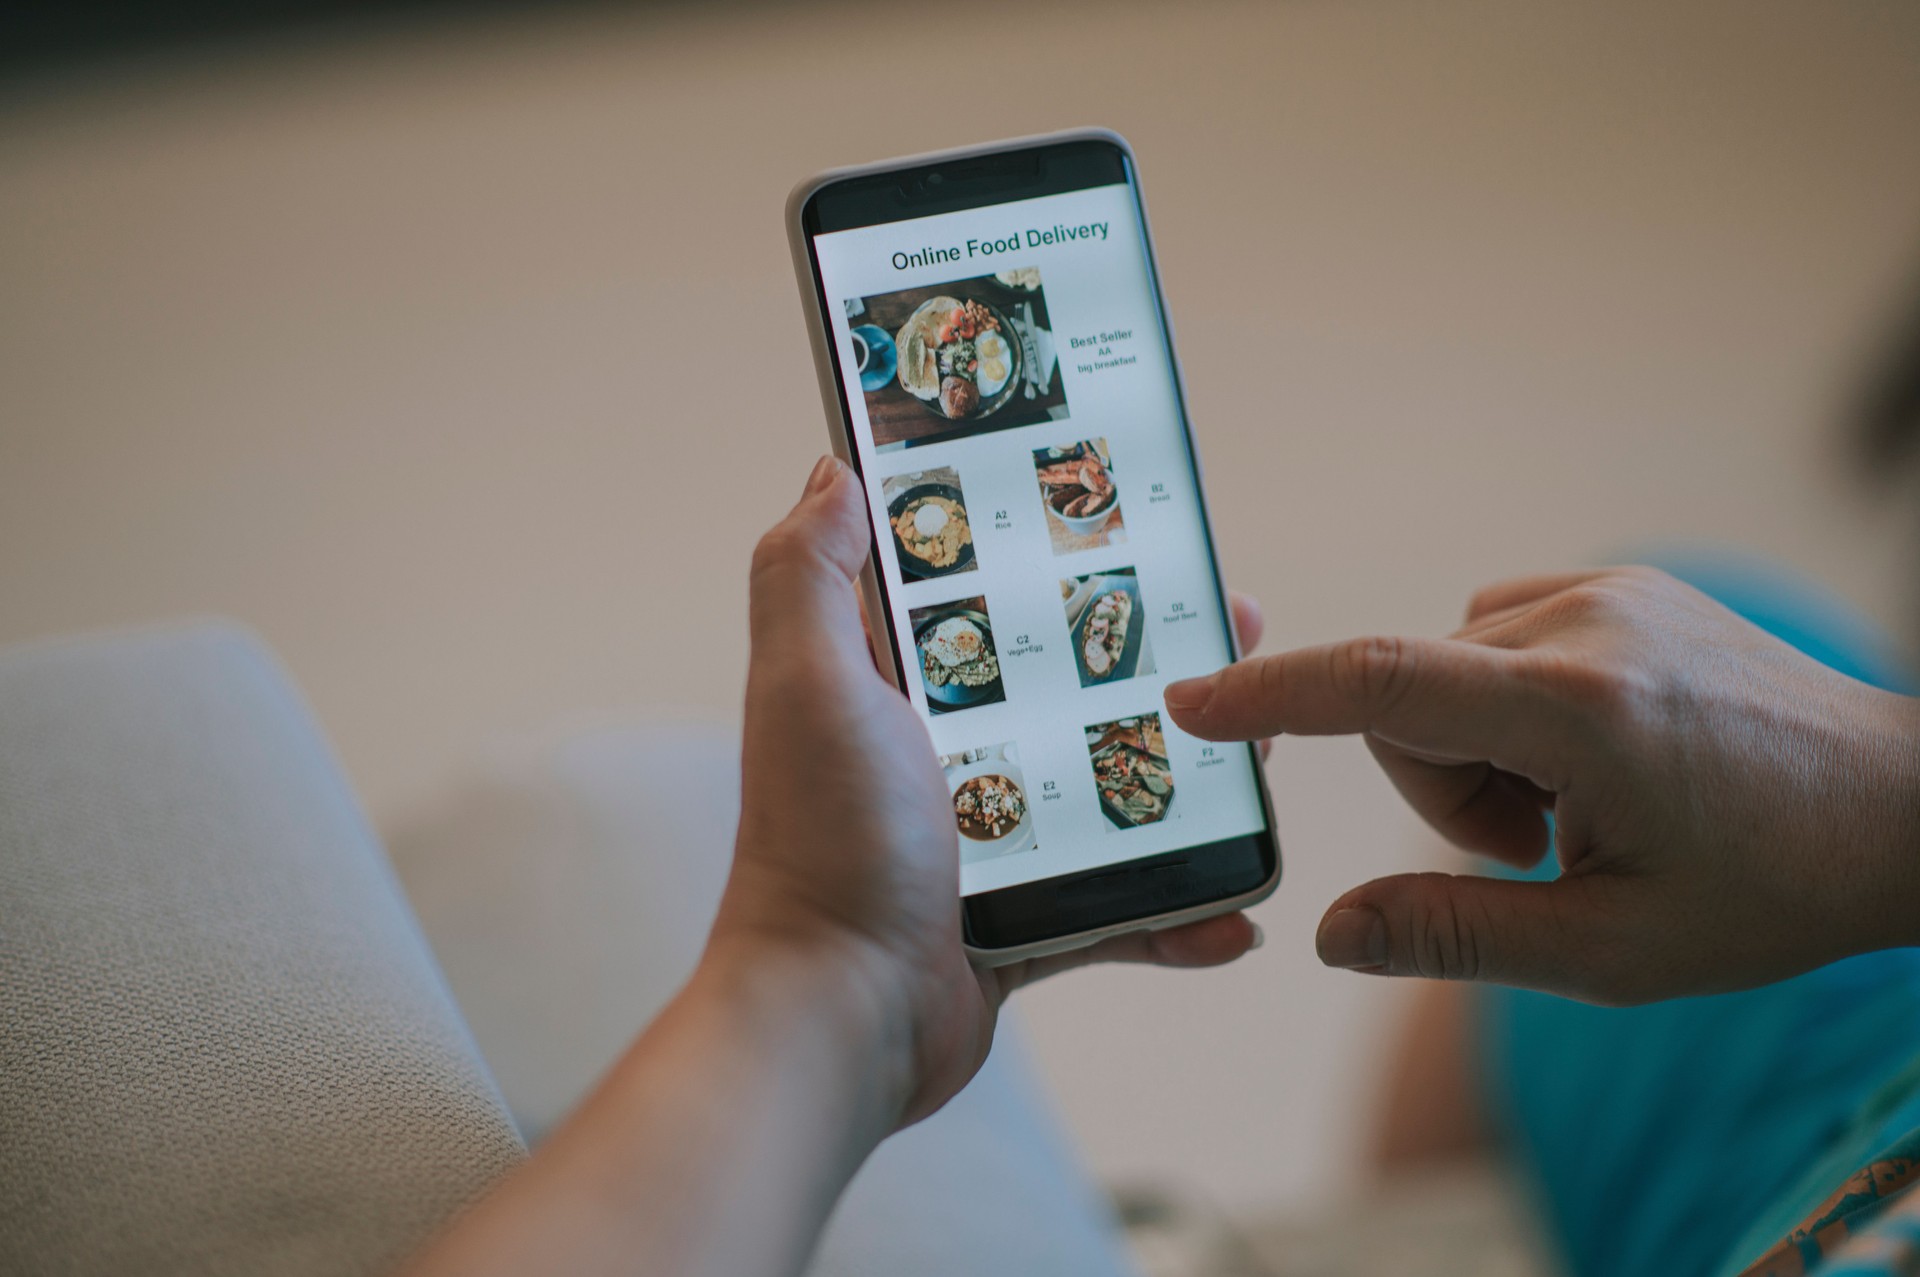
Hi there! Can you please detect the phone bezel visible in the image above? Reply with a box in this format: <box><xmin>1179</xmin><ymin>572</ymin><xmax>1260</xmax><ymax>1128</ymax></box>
<box><xmin>786</xmin><ymin>129</ymin><xmax>1280</xmax><ymax>965</ymax></box>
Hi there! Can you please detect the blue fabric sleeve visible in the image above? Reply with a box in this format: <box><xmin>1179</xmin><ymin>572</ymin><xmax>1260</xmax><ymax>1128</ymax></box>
<box><xmin>1477</xmin><ymin>554</ymin><xmax>1920</xmax><ymax>1277</ymax></box>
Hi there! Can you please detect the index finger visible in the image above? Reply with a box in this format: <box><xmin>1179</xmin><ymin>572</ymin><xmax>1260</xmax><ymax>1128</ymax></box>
<box><xmin>1165</xmin><ymin>636</ymin><xmax>1551</xmax><ymax>768</ymax></box>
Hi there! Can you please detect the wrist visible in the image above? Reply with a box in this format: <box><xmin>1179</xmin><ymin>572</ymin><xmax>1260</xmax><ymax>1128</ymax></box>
<box><xmin>478</xmin><ymin>912</ymin><xmax>917</xmax><ymax>1275</ymax></box>
<box><xmin>693</xmin><ymin>920</ymin><xmax>916</xmax><ymax>1145</ymax></box>
<box><xmin>1853</xmin><ymin>688</ymin><xmax>1920</xmax><ymax>952</ymax></box>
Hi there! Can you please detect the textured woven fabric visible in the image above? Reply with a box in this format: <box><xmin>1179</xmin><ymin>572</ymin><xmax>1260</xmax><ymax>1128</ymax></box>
<box><xmin>0</xmin><ymin>625</ymin><xmax>526</xmax><ymax>1277</ymax></box>
<box><xmin>390</xmin><ymin>724</ymin><xmax>1142</xmax><ymax>1277</ymax></box>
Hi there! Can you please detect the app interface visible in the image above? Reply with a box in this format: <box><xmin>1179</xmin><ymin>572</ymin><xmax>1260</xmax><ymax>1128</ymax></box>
<box><xmin>811</xmin><ymin>180</ymin><xmax>1267</xmax><ymax>896</ymax></box>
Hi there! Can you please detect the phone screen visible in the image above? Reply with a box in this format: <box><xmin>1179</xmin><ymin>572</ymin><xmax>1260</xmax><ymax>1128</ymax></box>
<box><xmin>802</xmin><ymin>143</ymin><xmax>1272</xmax><ymax>911</ymax></box>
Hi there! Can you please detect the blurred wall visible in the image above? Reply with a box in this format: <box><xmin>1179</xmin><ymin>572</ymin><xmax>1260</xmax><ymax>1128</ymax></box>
<box><xmin>4</xmin><ymin>0</ymin><xmax>1918</xmax><ymax>1216</ymax></box>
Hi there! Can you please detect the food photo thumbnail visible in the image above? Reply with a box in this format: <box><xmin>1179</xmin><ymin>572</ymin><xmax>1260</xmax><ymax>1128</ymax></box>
<box><xmin>882</xmin><ymin>467</ymin><xmax>975</xmax><ymax>580</ymax></box>
<box><xmin>909</xmin><ymin>595</ymin><xmax>1006</xmax><ymax>715</ymax></box>
<box><xmin>1061</xmin><ymin>566</ymin><xmax>1154</xmax><ymax>687</ymax></box>
<box><xmin>939</xmin><ymin>740</ymin><xmax>1036</xmax><ymax>863</ymax></box>
<box><xmin>846</xmin><ymin>268</ymin><xmax>1067</xmax><ymax>451</ymax></box>
<box><xmin>1086</xmin><ymin>712</ymin><xmax>1175</xmax><ymax>829</ymax></box>
<box><xmin>1033</xmin><ymin>439</ymin><xmax>1124</xmax><ymax>555</ymax></box>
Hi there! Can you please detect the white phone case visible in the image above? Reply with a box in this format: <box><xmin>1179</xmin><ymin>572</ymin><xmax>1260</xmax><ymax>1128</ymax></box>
<box><xmin>786</xmin><ymin>128</ymin><xmax>1281</xmax><ymax>967</ymax></box>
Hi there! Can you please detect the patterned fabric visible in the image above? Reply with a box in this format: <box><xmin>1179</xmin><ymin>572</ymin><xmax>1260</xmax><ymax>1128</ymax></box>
<box><xmin>1738</xmin><ymin>1138</ymin><xmax>1920</xmax><ymax>1275</ymax></box>
<box><xmin>1731</xmin><ymin>1052</ymin><xmax>1920</xmax><ymax>1275</ymax></box>
<box><xmin>1819</xmin><ymin>1210</ymin><xmax>1920</xmax><ymax>1276</ymax></box>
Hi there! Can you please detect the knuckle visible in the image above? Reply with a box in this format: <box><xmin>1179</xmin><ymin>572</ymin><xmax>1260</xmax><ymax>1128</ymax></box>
<box><xmin>1398</xmin><ymin>875</ymin><xmax>1486</xmax><ymax>982</ymax></box>
<box><xmin>1251</xmin><ymin>652</ymin><xmax>1288</xmax><ymax>709</ymax></box>
<box><xmin>1523</xmin><ymin>649</ymin><xmax>1608</xmax><ymax>703</ymax></box>
<box><xmin>1465</xmin><ymin>584</ymin><xmax>1505</xmax><ymax>620</ymax></box>
<box><xmin>1594</xmin><ymin>567</ymin><xmax>1675</xmax><ymax>615</ymax></box>
<box><xmin>750</xmin><ymin>525</ymin><xmax>802</xmax><ymax>579</ymax></box>
<box><xmin>750</xmin><ymin>523</ymin><xmax>831</xmax><ymax>592</ymax></box>
<box><xmin>1614</xmin><ymin>564</ymin><xmax>1670</xmax><ymax>589</ymax></box>
<box><xmin>1331</xmin><ymin>635</ymin><xmax>1416</xmax><ymax>709</ymax></box>
<box><xmin>1540</xmin><ymin>582</ymin><xmax>1617</xmax><ymax>626</ymax></box>
<box><xmin>1539</xmin><ymin>574</ymin><xmax>1671</xmax><ymax>633</ymax></box>
<box><xmin>1521</xmin><ymin>648</ymin><xmax>1658</xmax><ymax>725</ymax></box>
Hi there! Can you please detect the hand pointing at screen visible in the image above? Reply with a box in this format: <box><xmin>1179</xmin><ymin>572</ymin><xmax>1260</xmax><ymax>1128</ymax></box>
<box><xmin>1164</xmin><ymin>567</ymin><xmax>1920</xmax><ymax>1006</ymax></box>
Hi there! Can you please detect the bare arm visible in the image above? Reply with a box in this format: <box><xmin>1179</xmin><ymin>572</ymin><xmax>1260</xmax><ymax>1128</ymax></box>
<box><xmin>401</xmin><ymin>940</ymin><xmax>898</xmax><ymax>1277</ymax></box>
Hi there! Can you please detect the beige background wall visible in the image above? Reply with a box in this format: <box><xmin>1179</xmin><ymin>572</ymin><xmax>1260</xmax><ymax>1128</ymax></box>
<box><xmin>4</xmin><ymin>0</ymin><xmax>1917</xmax><ymax>1214</ymax></box>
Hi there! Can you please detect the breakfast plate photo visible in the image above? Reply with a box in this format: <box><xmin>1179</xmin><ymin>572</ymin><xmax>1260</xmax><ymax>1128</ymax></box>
<box><xmin>895</xmin><ymin>295</ymin><xmax>1024</xmax><ymax>421</ymax></box>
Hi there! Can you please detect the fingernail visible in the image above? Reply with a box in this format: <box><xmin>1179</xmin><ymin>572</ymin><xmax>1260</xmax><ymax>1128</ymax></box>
<box><xmin>804</xmin><ymin>455</ymin><xmax>840</xmax><ymax>497</ymax></box>
<box><xmin>1247</xmin><ymin>922</ymin><xmax>1265</xmax><ymax>951</ymax></box>
<box><xmin>1318</xmin><ymin>907</ymin><xmax>1387</xmax><ymax>970</ymax></box>
<box><xmin>1163</xmin><ymin>676</ymin><xmax>1213</xmax><ymax>715</ymax></box>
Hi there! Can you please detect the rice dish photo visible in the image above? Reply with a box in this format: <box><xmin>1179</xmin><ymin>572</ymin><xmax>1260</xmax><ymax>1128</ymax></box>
<box><xmin>882</xmin><ymin>468</ymin><xmax>977</xmax><ymax>580</ymax></box>
<box><xmin>892</xmin><ymin>495</ymin><xmax>971</xmax><ymax>571</ymax></box>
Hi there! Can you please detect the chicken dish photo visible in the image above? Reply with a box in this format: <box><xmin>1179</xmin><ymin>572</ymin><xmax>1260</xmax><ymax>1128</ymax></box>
<box><xmin>1087</xmin><ymin>714</ymin><xmax>1176</xmax><ymax>828</ymax></box>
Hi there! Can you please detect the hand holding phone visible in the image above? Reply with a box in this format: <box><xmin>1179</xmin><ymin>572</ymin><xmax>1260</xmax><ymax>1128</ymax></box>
<box><xmin>724</xmin><ymin>457</ymin><xmax>1263</xmax><ymax>1125</ymax></box>
<box><xmin>789</xmin><ymin>130</ymin><xmax>1280</xmax><ymax>964</ymax></box>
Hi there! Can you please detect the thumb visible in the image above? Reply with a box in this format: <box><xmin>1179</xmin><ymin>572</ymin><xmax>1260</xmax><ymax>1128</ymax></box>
<box><xmin>748</xmin><ymin>456</ymin><xmax>872</xmax><ymax>662</ymax></box>
<box><xmin>1316</xmin><ymin>872</ymin><xmax>1620</xmax><ymax>1001</ymax></box>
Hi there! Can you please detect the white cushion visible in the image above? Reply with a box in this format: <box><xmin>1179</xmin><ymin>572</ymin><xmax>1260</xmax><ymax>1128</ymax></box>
<box><xmin>0</xmin><ymin>625</ymin><xmax>525</xmax><ymax>1277</ymax></box>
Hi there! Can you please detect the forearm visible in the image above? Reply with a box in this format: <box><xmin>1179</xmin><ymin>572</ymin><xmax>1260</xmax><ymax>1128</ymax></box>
<box><xmin>397</xmin><ymin>937</ymin><xmax>900</xmax><ymax>1277</ymax></box>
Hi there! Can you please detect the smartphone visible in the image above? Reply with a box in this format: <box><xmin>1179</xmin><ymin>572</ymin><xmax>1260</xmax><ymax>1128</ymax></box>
<box><xmin>787</xmin><ymin>129</ymin><xmax>1279</xmax><ymax>965</ymax></box>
